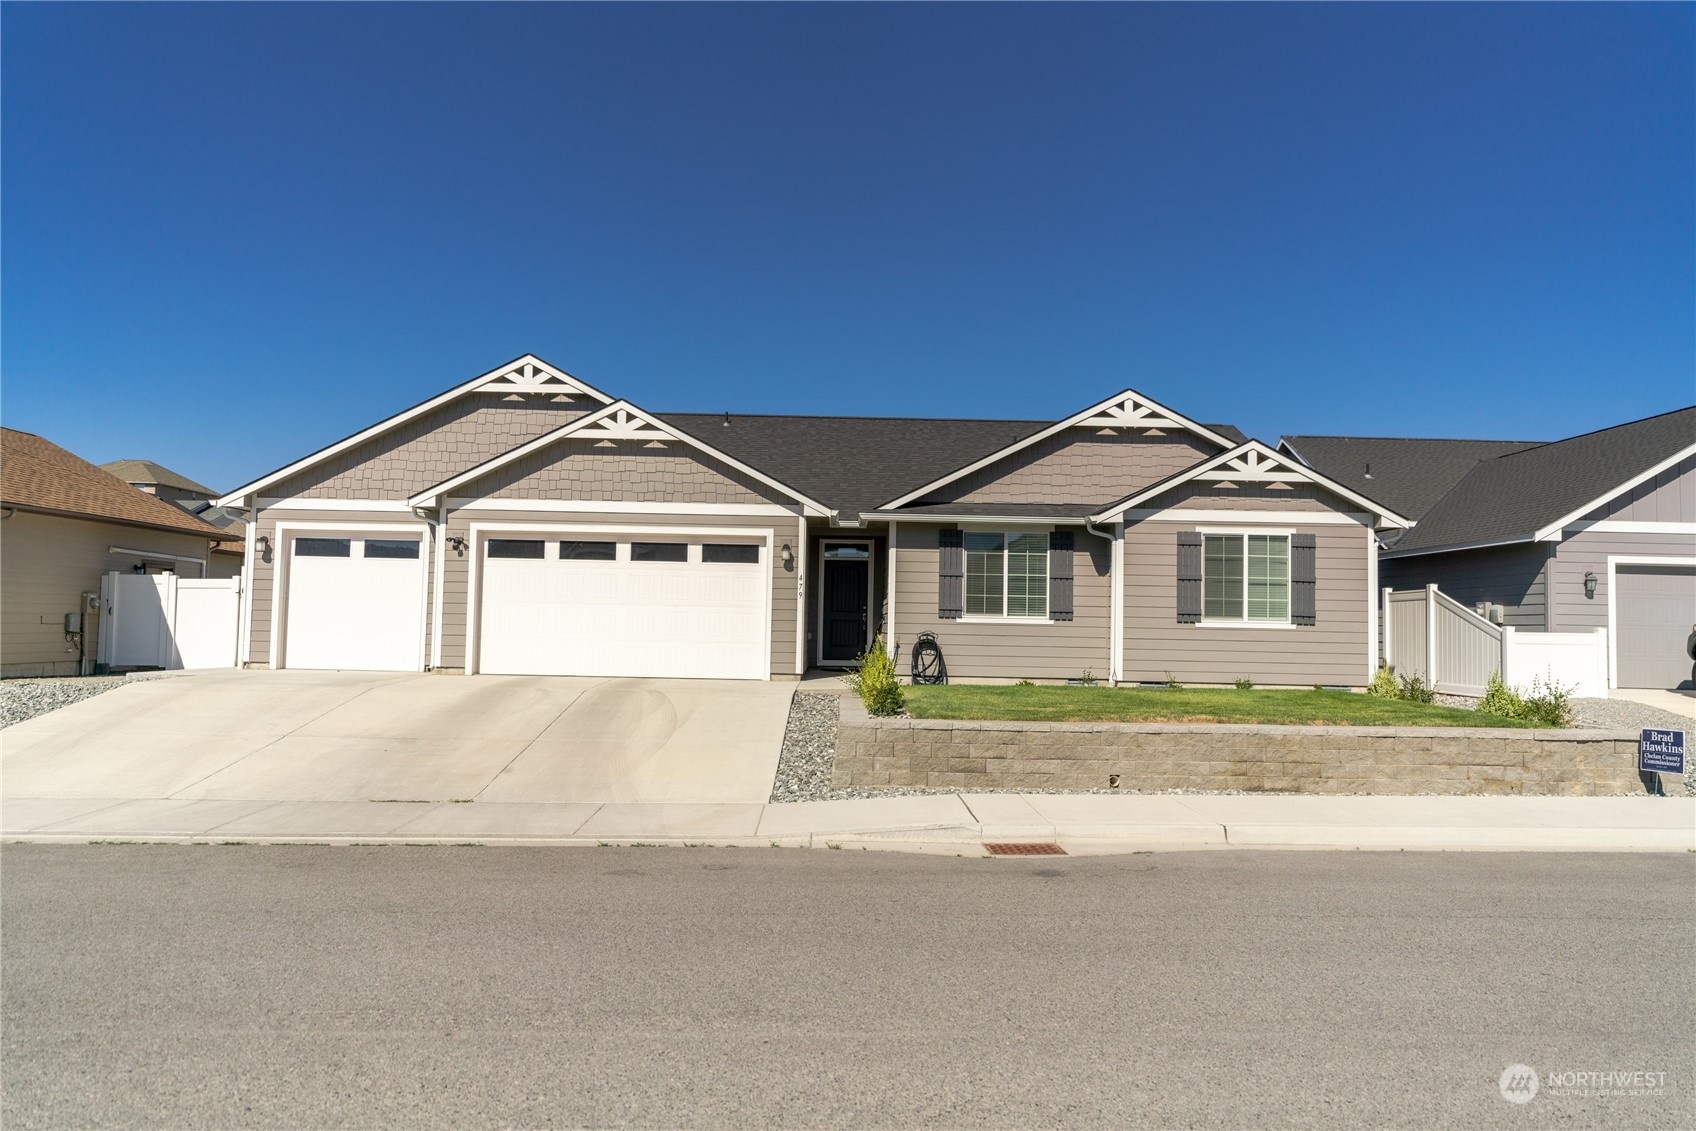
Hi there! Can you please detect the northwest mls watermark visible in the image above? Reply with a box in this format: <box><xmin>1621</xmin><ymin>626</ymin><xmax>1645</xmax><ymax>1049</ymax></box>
<box><xmin>1499</xmin><ymin>1064</ymin><xmax>1671</xmax><ymax>1103</ymax></box>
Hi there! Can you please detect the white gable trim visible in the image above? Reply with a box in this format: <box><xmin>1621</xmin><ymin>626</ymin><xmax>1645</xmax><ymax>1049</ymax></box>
<box><xmin>1089</xmin><ymin>441</ymin><xmax>1414</xmax><ymax>528</ymax></box>
<box><xmin>405</xmin><ymin>400</ymin><xmax>835</xmax><ymax>516</ymax></box>
<box><xmin>214</xmin><ymin>355</ymin><xmax>616</xmax><ymax>507</ymax></box>
<box><xmin>877</xmin><ymin>389</ymin><xmax>1235</xmax><ymax>510</ymax></box>
<box><xmin>1532</xmin><ymin>441</ymin><xmax>1696</xmax><ymax>542</ymax></box>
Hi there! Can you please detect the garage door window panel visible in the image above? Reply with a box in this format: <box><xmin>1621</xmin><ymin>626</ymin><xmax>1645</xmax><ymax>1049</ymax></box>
<box><xmin>488</xmin><ymin>539</ymin><xmax>545</xmax><ymax>559</ymax></box>
<box><xmin>703</xmin><ymin>543</ymin><xmax>759</xmax><ymax>564</ymax></box>
<box><xmin>295</xmin><ymin>538</ymin><xmax>351</xmax><ymax>557</ymax></box>
<box><xmin>559</xmin><ymin>540</ymin><xmax>616</xmax><ymax>561</ymax></box>
<box><xmin>364</xmin><ymin>539</ymin><xmax>420</xmax><ymax>559</ymax></box>
<box><xmin>632</xmin><ymin>542</ymin><xmax>688</xmax><ymax>563</ymax></box>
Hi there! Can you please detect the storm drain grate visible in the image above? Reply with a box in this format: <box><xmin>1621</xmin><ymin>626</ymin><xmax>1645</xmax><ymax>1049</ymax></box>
<box><xmin>984</xmin><ymin>842</ymin><xmax>1067</xmax><ymax>856</ymax></box>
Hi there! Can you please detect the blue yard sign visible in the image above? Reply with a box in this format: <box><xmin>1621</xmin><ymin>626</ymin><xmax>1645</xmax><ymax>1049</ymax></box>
<box><xmin>1639</xmin><ymin>729</ymin><xmax>1686</xmax><ymax>776</ymax></box>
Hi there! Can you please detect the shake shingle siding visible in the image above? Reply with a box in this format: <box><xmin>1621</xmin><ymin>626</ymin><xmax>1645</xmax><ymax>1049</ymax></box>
<box><xmin>479</xmin><ymin>440</ymin><xmax>784</xmax><ymax>505</ymax></box>
<box><xmin>269</xmin><ymin>396</ymin><xmax>591</xmax><ymax>499</ymax></box>
<box><xmin>924</xmin><ymin>431</ymin><xmax>1219</xmax><ymax>507</ymax></box>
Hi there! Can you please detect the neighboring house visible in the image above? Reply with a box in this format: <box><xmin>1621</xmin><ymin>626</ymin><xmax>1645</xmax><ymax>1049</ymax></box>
<box><xmin>1</xmin><ymin>429</ymin><xmax>235</xmax><ymax>677</ymax></box>
<box><xmin>1282</xmin><ymin>406</ymin><xmax>1696</xmax><ymax>691</ymax></box>
<box><xmin>215</xmin><ymin>355</ymin><xmax>1409</xmax><ymax>687</ymax></box>
<box><xmin>101</xmin><ymin>459</ymin><xmax>245</xmax><ymax>578</ymax></box>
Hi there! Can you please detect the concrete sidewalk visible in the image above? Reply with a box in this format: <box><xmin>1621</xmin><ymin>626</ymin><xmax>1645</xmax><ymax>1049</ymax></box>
<box><xmin>4</xmin><ymin>792</ymin><xmax>1691</xmax><ymax>852</ymax></box>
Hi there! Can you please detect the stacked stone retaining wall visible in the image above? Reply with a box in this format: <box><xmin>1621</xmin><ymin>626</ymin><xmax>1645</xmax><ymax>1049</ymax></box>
<box><xmin>834</xmin><ymin>700</ymin><xmax>1649</xmax><ymax>796</ymax></box>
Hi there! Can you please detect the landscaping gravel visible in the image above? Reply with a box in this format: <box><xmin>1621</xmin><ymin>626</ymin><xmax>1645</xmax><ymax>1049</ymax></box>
<box><xmin>1571</xmin><ymin>696</ymin><xmax>1691</xmax><ymax>733</ymax></box>
<box><xmin>0</xmin><ymin>676</ymin><xmax>125</xmax><ymax>730</ymax></box>
<box><xmin>768</xmin><ymin>692</ymin><xmax>842</xmax><ymax>802</ymax></box>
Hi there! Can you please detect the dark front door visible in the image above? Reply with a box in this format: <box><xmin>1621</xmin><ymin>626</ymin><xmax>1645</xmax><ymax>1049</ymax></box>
<box><xmin>821</xmin><ymin>543</ymin><xmax>871</xmax><ymax>663</ymax></box>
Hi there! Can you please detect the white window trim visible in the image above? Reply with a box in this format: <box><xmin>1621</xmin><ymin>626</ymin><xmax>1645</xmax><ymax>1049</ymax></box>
<box><xmin>268</xmin><ymin>520</ymin><xmax>432</xmax><ymax>672</ymax></box>
<box><xmin>1605</xmin><ymin>554</ymin><xmax>1696</xmax><ymax>690</ymax></box>
<box><xmin>1198</xmin><ymin>527</ymin><xmax>1294</xmax><ymax>627</ymax></box>
<box><xmin>962</xmin><ymin>529</ymin><xmax>1052</xmax><ymax>622</ymax></box>
<box><xmin>815</xmin><ymin>538</ymin><xmax>876</xmax><ymax>669</ymax></box>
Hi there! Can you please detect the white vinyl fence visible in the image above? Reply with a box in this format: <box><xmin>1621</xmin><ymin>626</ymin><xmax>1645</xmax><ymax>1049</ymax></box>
<box><xmin>98</xmin><ymin>572</ymin><xmax>240</xmax><ymax>671</ymax></box>
<box><xmin>1382</xmin><ymin>585</ymin><xmax>1608</xmax><ymax>698</ymax></box>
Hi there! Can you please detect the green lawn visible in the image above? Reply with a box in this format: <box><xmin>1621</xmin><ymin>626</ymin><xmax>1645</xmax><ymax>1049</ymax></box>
<box><xmin>901</xmin><ymin>684</ymin><xmax>1535</xmax><ymax>727</ymax></box>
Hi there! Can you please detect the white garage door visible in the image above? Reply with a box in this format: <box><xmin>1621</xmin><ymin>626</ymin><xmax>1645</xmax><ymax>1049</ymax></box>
<box><xmin>283</xmin><ymin>534</ymin><xmax>426</xmax><ymax>671</ymax></box>
<box><xmin>1616</xmin><ymin>565</ymin><xmax>1695</xmax><ymax>690</ymax></box>
<box><xmin>478</xmin><ymin>535</ymin><xmax>767</xmax><ymax>679</ymax></box>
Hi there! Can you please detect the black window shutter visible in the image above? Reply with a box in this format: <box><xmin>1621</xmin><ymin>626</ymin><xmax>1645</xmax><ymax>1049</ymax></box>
<box><xmin>938</xmin><ymin>527</ymin><xmax>963</xmax><ymax>619</ymax></box>
<box><xmin>1291</xmin><ymin>533</ymin><xmax>1317</xmax><ymax>626</ymax></box>
<box><xmin>1176</xmin><ymin>531</ymin><xmax>1203</xmax><ymax>624</ymax></box>
<box><xmin>1048</xmin><ymin>530</ymin><xmax>1074</xmax><ymax>621</ymax></box>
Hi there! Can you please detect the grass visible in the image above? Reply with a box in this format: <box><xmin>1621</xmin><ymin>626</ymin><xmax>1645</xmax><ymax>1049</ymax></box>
<box><xmin>902</xmin><ymin>684</ymin><xmax>1538</xmax><ymax>727</ymax></box>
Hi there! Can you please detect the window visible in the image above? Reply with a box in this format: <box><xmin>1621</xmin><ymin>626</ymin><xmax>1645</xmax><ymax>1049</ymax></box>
<box><xmin>1203</xmin><ymin>534</ymin><xmax>1289</xmax><ymax>622</ymax></box>
<box><xmin>631</xmin><ymin>542</ymin><xmax>687</xmax><ymax>563</ymax></box>
<box><xmin>295</xmin><ymin>538</ymin><xmax>350</xmax><ymax>557</ymax></box>
<box><xmin>488</xmin><ymin>539</ymin><xmax>545</xmax><ymax>559</ymax></box>
<box><xmin>559</xmin><ymin>540</ymin><xmax>616</xmax><ymax>561</ymax></box>
<box><xmin>363</xmin><ymin>539</ymin><xmax>420</xmax><ymax>559</ymax></box>
<box><xmin>964</xmin><ymin>531</ymin><xmax>1047</xmax><ymax>618</ymax></box>
<box><xmin>702</xmin><ymin>543</ymin><xmax>759</xmax><ymax>564</ymax></box>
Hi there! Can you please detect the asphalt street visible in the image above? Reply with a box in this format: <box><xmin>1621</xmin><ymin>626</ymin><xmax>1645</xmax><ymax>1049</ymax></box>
<box><xmin>3</xmin><ymin>845</ymin><xmax>1692</xmax><ymax>1130</ymax></box>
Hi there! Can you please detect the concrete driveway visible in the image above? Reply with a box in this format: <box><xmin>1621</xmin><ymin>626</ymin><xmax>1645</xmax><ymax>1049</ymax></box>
<box><xmin>0</xmin><ymin>670</ymin><xmax>794</xmax><ymax>805</ymax></box>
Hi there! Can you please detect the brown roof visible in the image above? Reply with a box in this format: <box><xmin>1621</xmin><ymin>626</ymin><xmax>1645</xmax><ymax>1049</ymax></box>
<box><xmin>2</xmin><ymin>428</ymin><xmax>234</xmax><ymax>541</ymax></box>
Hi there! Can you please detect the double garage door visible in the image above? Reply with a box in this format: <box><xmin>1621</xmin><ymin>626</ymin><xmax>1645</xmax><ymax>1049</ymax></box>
<box><xmin>1615</xmin><ymin>565</ymin><xmax>1696</xmax><ymax>690</ymax></box>
<box><xmin>477</xmin><ymin>534</ymin><xmax>768</xmax><ymax>680</ymax></box>
<box><xmin>280</xmin><ymin>529</ymin><xmax>770</xmax><ymax>679</ymax></box>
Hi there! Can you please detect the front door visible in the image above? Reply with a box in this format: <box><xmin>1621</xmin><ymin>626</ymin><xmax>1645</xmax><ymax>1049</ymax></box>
<box><xmin>820</xmin><ymin>542</ymin><xmax>871</xmax><ymax>664</ymax></box>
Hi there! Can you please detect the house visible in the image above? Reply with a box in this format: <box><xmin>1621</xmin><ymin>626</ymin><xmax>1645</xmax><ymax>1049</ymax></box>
<box><xmin>214</xmin><ymin>355</ymin><xmax>1411</xmax><ymax>686</ymax></box>
<box><xmin>101</xmin><ymin>459</ymin><xmax>246</xmax><ymax>578</ymax></box>
<box><xmin>1</xmin><ymin>429</ymin><xmax>236</xmax><ymax>677</ymax></box>
<box><xmin>1282</xmin><ymin>406</ymin><xmax>1696</xmax><ymax>691</ymax></box>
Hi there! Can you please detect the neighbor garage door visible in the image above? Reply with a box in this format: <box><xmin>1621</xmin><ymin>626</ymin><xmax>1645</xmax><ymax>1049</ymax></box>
<box><xmin>282</xmin><ymin>533</ymin><xmax>426</xmax><ymax>671</ymax></box>
<box><xmin>1615</xmin><ymin>564</ymin><xmax>1696</xmax><ymax>689</ymax></box>
<box><xmin>477</xmin><ymin>534</ymin><xmax>767</xmax><ymax>679</ymax></box>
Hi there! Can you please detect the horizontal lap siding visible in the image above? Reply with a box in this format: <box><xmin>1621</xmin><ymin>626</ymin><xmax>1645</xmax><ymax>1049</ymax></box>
<box><xmin>0</xmin><ymin>513</ymin><xmax>211</xmax><ymax>675</ymax></box>
<box><xmin>1549</xmin><ymin>529</ymin><xmax>1696</xmax><ymax>632</ymax></box>
<box><xmin>892</xmin><ymin>523</ymin><xmax>1111</xmax><ymax>681</ymax></box>
<box><xmin>1381</xmin><ymin>543</ymin><xmax>1551</xmax><ymax>629</ymax></box>
<box><xmin>247</xmin><ymin>509</ymin><xmax>430</xmax><ymax>668</ymax></box>
<box><xmin>442</xmin><ymin>509</ymin><xmax>801</xmax><ymax>676</ymax></box>
<box><xmin>1124</xmin><ymin>519</ymin><xmax>1371</xmax><ymax>687</ymax></box>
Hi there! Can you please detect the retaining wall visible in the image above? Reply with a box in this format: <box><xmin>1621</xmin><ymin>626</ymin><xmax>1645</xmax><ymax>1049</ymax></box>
<box><xmin>834</xmin><ymin>700</ymin><xmax>1649</xmax><ymax>796</ymax></box>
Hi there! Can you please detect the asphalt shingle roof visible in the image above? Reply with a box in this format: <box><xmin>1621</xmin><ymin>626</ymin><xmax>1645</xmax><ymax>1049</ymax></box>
<box><xmin>658</xmin><ymin>412</ymin><xmax>1246</xmax><ymax>516</ymax></box>
<box><xmin>1279</xmin><ymin>436</ymin><xmax>1542</xmax><ymax>522</ymax></box>
<box><xmin>99</xmin><ymin>459</ymin><xmax>218</xmax><ymax>497</ymax></box>
<box><xmin>3</xmin><ymin>429</ymin><xmax>233</xmax><ymax>541</ymax></box>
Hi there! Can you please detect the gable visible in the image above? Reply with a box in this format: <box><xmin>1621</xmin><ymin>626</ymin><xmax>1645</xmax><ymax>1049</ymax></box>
<box><xmin>268</xmin><ymin>395</ymin><xmax>593</xmax><ymax>500</ymax></box>
<box><xmin>918</xmin><ymin>428</ymin><xmax>1218</xmax><ymax>508</ymax></box>
<box><xmin>458</xmin><ymin>436</ymin><xmax>789</xmax><ymax>506</ymax></box>
<box><xmin>1580</xmin><ymin>452</ymin><xmax>1695</xmax><ymax>524</ymax></box>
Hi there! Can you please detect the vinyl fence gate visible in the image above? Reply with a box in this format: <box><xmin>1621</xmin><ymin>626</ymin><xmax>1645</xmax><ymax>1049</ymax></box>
<box><xmin>98</xmin><ymin>572</ymin><xmax>241</xmax><ymax>671</ymax></box>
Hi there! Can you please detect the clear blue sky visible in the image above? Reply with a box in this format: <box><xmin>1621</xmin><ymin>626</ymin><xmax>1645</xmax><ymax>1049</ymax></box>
<box><xmin>4</xmin><ymin>3</ymin><xmax>1691</xmax><ymax>492</ymax></box>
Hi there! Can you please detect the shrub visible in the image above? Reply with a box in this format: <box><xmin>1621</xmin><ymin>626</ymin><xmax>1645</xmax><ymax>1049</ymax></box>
<box><xmin>1163</xmin><ymin>672</ymin><xmax>1182</xmax><ymax>689</ymax></box>
<box><xmin>1397</xmin><ymin>672</ymin><xmax>1435</xmax><ymax>704</ymax></box>
<box><xmin>1014</xmin><ymin>679</ymin><xmax>1036</xmax><ymax>687</ymax></box>
<box><xmin>1367</xmin><ymin>664</ymin><xmax>1400</xmax><ymax>699</ymax></box>
<box><xmin>1479</xmin><ymin>670</ymin><xmax>1572</xmax><ymax>728</ymax></box>
<box><xmin>844</xmin><ymin>635</ymin><xmax>904</xmax><ymax>717</ymax></box>
<box><xmin>1079</xmin><ymin>669</ymin><xmax>1098</xmax><ymax>687</ymax></box>
<box><xmin>1234</xmin><ymin>677</ymin><xmax>1254</xmax><ymax>690</ymax></box>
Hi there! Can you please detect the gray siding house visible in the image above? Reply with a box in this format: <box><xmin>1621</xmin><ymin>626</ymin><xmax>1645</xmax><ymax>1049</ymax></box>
<box><xmin>216</xmin><ymin>355</ymin><xmax>1410</xmax><ymax>687</ymax></box>
<box><xmin>1282</xmin><ymin>407</ymin><xmax>1696</xmax><ymax>691</ymax></box>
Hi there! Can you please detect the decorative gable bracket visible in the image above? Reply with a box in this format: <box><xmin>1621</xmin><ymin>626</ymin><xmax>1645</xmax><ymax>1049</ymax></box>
<box><xmin>1077</xmin><ymin>393</ymin><xmax>1189</xmax><ymax>432</ymax></box>
<box><xmin>1194</xmin><ymin>448</ymin><xmax>1309</xmax><ymax>484</ymax></box>
<box><xmin>573</xmin><ymin>407</ymin><xmax>675</xmax><ymax>443</ymax></box>
<box><xmin>476</xmin><ymin>360</ymin><xmax>606</xmax><ymax>399</ymax></box>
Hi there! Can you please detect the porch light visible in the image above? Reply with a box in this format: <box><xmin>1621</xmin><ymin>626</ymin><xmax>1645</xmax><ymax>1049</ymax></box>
<box><xmin>780</xmin><ymin>544</ymin><xmax>794</xmax><ymax>567</ymax></box>
<box><xmin>1583</xmin><ymin>571</ymin><xmax>1597</xmax><ymax>599</ymax></box>
<box><xmin>255</xmin><ymin>535</ymin><xmax>271</xmax><ymax>556</ymax></box>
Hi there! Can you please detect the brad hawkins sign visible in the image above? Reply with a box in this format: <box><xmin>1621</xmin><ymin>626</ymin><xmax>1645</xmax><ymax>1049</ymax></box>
<box><xmin>1638</xmin><ymin>729</ymin><xmax>1685</xmax><ymax>776</ymax></box>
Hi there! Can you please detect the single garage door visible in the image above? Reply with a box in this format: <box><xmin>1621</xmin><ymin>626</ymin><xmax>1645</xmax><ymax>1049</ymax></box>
<box><xmin>1615</xmin><ymin>564</ymin><xmax>1696</xmax><ymax>689</ymax></box>
<box><xmin>283</xmin><ymin>534</ymin><xmax>426</xmax><ymax>671</ymax></box>
<box><xmin>478</xmin><ymin>535</ymin><xmax>767</xmax><ymax>679</ymax></box>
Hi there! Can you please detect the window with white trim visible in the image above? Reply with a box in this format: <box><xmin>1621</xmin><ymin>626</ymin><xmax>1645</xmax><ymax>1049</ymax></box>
<box><xmin>1204</xmin><ymin>534</ymin><xmax>1289</xmax><ymax>622</ymax></box>
<box><xmin>964</xmin><ymin>532</ymin><xmax>1048</xmax><ymax>618</ymax></box>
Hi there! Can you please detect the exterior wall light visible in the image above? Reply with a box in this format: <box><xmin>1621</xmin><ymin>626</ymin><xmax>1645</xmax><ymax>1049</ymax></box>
<box><xmin>255</xmin><ymin>534</ymin><xmax>271</xmax><ymax>556</ymax></box>
<box><xmin>780</xmin><ymin>544</ymin><xmax>794</xmax><ymax>567</ymax></box>
<box><xmin>448</xmin><ymin>535</ymin><xmax>468</xmax><ymax>555</ymax></box>
<box><xmin>1583</xmin><ymin>571</ymin><xmax>1597</xmax><ymax>599</ymax></box>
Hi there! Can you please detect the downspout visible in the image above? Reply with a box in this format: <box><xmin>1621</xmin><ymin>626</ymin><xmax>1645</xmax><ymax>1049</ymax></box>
<box><xmin>1083</xmin><ymin>518</ymin><xmax>1119</xmax><ymax>686</ymax></box>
